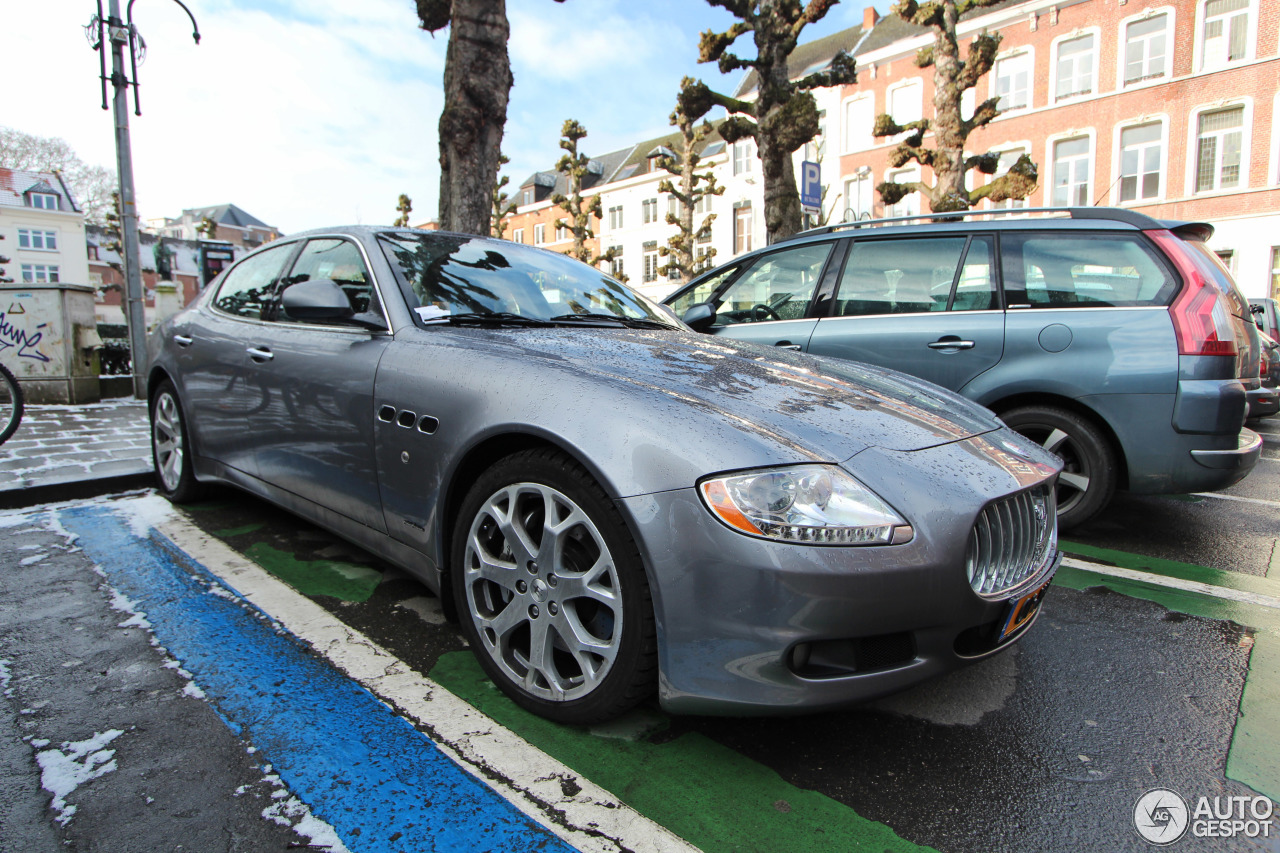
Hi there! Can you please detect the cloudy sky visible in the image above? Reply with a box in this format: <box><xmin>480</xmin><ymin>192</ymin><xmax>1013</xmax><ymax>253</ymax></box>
<box><xmin>8</xmin><ymin>0</ymin><xmax>870</xmax><ymax>233</ymax></box>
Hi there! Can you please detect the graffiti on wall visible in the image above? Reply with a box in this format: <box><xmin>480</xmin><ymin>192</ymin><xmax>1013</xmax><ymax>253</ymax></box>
<box><xmin>0</xmin><ymin>302</ymin><xmax>52</xmax><ymax>363</ymax></box>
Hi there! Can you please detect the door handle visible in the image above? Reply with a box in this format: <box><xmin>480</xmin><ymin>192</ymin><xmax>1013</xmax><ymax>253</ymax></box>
<box><xmin>246</xmin><ymin>346</ymin><xmax>274</xmax><ymax>362</ymax></box>
<box><xmin>775</xmin><ymin>342</ymin><xmax>802</xmax><ymax>351</ymax></box>
<box><xmin>928</xmin><ymin>338</ymin><xmax>976</xmax><ymax>350</ymax></box>
<box><xmin>173</xmin><ymin>334</ymin><xmax>193</xmax><ymax>347</ymax></box>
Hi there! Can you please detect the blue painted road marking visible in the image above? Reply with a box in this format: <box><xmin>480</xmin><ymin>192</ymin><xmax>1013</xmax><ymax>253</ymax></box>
<box><xmin>61</xmin><ymin>505</ymin><xmax>571</xmax><ymax>853</ymax></box>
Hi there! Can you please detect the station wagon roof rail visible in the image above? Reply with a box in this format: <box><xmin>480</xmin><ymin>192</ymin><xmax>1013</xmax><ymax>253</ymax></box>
<box><xmin>782</xmin><ymin>206</ymin><xmax>1175</xmax><ymax>243</ymax></box>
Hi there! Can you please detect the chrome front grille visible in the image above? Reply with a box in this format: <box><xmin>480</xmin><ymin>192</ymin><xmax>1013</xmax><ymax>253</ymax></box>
<box><xmin>965</xmin><ymin>484</ymin><xmax>1057</xmax><ymax>598</ymax></box>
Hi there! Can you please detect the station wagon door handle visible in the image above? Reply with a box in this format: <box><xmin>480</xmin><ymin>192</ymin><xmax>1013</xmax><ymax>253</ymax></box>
<box><xmin>246</xmin><ymin>346</ymin><xmax>274</xmax><ymax>362</ymax></box>
<box><xmin>172</xmin><ymin>334</ymin><xmax>193</xmax><ymax>347</ymax></box>
<box><xmin>928</xmin><ymin>338</ymin><xmax>976</xmax><ymax>350</ymax></box>
<box><xmin>775</xmin><ymin>342</ymin><xmax>803</xmax><ymax>351</ymax></box>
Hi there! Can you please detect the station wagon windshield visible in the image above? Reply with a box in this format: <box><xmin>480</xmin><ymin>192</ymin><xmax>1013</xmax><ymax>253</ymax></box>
<box><xmin>379</xmin><ymin>233</ymin><xmax>678</xmax><ymax>329</ymax></box>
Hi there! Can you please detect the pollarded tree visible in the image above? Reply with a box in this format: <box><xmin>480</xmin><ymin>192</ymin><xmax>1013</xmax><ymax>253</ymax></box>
<box><xmin>873</xmin><ymin>0</ymin><xmax>1038</xmax><ymax>213</ymax></box>
<box><xmin>687</xmin><ymin>0</ymin><xmax>857</xmax><ymax>244</ymax></box>
<box><xmin>658</xmin><ymin>79</ymin><xmax>725</xmax><ymax>284</ymax></box>
<box><xmin>491</xmin><ymin>153</ymin><xmax>518</xmax><ymax>238</ymax></box>
<box><xmin>550</xmin><ymin>120</ymin><xmax>619</xmax><ymax>273</ymax></box>
<box><xmin>394</xmin><ymin>194</ymin><xmax>413</xmax><ymax>227</ymax></box>
<box><xmin>0</xmin><ymin>235</ymin><xmax>13</xmax><ymax>285</ymax></box>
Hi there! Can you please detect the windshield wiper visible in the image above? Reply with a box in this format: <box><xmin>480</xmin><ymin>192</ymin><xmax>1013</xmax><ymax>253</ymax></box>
<box><xmin>426</xmin><ymin>312</ymin><xmax>554</xmax><ymax>328</ymax></box>
<box><xmin>549</xmin><ymin>313</ymin><xmax>673</xmax><ymax>330</ymax></box>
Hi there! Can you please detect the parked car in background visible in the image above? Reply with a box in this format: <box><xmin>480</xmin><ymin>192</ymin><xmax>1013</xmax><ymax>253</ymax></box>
<box><xmin>1249</xmin><ymin>332</ymin><xmax>1279</xmax><ymax>420</ymax></box>
<box><xmin>148</xmin><ymin>227</ymin><xmax>1064</xmax><ymax>723</ymax></box>
<box><xmin>667</xmin><ymin>208</ymin><xmax>1262</xmax><ymax>529</ymax></box>
<box><xmin>1251</xmin><ymin>297</ymin><xmax>1279</xmax><ymax>342</ymax></box>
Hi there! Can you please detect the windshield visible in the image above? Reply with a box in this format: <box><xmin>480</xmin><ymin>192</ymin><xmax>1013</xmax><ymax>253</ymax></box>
<box><xmin>378</xmin><ymin>232</ymin><xmax>679</xmax><ymax>329</ymax></box>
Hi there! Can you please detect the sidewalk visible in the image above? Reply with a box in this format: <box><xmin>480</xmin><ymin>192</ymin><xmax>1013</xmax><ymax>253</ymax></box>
<box><xmin>0</xmin><ymin>399</ymin><xmax>153</xmax><ymax>507</ymax></box>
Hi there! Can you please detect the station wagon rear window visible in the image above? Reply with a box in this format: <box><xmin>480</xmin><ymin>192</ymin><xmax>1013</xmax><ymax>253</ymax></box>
<box><xmin>1001</xmin><ymin>233</ymin><xmax>1177</xmax><ymax>308</ymax></box>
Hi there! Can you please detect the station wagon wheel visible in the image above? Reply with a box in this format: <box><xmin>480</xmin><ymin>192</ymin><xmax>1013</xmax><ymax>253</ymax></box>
<box><xmin>1001</xmin><ymin>405</ymin><xmax>1115</xmax><ymax>530</ymax></box>
<box><xmin>150</xmin><ymin>379</ymin><xmax>207</xmax><ymax>503</ymax></box>
<box><xmin>452</xmin><ymin>449</ymin><xmax>657</xmax><ymax>724</ymax></box>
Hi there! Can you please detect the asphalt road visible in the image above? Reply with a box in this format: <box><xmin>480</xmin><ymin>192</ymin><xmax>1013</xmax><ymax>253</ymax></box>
<box><xmin>1</xmin><ymin>416</ymin><xmax>1277</xmax><ymax>852</ymax></box>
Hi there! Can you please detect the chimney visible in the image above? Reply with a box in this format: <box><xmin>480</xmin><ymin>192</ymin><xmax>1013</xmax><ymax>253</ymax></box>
<box><xmin>863</xmin><ymin>5</ymin><xmax>880</xmax><ymax>29</ymax></box>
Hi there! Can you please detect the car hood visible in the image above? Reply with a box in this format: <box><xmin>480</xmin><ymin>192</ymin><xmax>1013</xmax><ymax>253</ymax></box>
<box><xmin>479</xmin><ymin>327</ymin><xmax>1001</xmax><ymax>458</ymax></box>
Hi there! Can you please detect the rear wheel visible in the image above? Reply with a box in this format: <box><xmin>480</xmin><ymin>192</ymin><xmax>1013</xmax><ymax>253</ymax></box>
<box><xmin>1001</xmin><ymin>405</ymin><xmax>1115</xmax><ymax>529</ymax></box>
<box><xmin>451</xmin><ymin>448</ymin><xmax>657</xmax><ymax>724</ymax></box>
<box><xmin>0</xmin><ymin>362</ymin><xmax>23</xmax><ymax>445</ymax></box>
<box><xmin>151</xmin><ymin>380</ymin><xmax>207</xmax><ymax>503</ymax></box>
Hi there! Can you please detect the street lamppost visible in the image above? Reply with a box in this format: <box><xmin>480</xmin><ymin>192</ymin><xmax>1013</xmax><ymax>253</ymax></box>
<box><xmin>85</xmin><ymin>0</ymin><xmax>200</xmax><ymax>400</ymax></box>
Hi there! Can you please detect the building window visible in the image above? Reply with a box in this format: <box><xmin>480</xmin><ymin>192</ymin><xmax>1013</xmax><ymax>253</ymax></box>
<box><xmin>732</xmin><ymin>140</ymin><xmax>755</xmax><ymax>176</ymax></box>
<box><xmin>1270</xmin><ymin>247</ymin><xmax>1280</xmax><ymax>300</ymax></box>
<box><xmin>888</xmin><ymin>80</ymin><xmax>923</xmax><ymax>128</ymax></box>
<box><xmin>843</xmin><ymin>95</ymin><xmax>875</xmax><ymax>152</ymax></box>
<box><xmin>1200</xmin><ymin>0</ymin><xmax>1250</xmax><ymax>69</ymax></box>
<box><xmin>994</xmin><ymin>53</ymin><xmax>1031</xmax><ymax>112</ymax></box>
<box><xmin>1051</xmin><ymin>136</ymin><xmax>1092</xmax><ymax>206</ymax></box>
<box><xmin>88</xmin><ymin>245</ymin><xmax>99</xmax><ymax>260</ymax></box>
<box><xmin>733</xmin><ymin>203</ymin><xmax>753</xmax><ymax>254</ymax></box>
<box><xmin>1055</xmin><ymin>35</ymin><xmax>1095</xmax><ymax>101</ymax></box>
<box><xmin>555</xmin><ymin>223</ymin><xmax>569</xmax><ymax>242</ymax></box>
<box><xmin>610</xmin><ymin>246</ymin><xmax>624</xmax><ymax>278</ymax></box>
<box><xmin>18</xmin><ymin>229</ymin><xmax>57</xmax><ymax>250</ymax></box>
<box><xmin>990</xmin><ymin>149</ymin><xmax>1030</xmax><ymax>210</ymax></box>
<box><xmin>21</xmin><ymin>264</ymin><xmax>60</xmax><ymax>283</ymax></box>
<box><xmin>1124</xmin><ymin>14</ymin><xmax>1169</xmax><ymax>85</ymax></box>
<box><xmin>1119</xmin><ymin>122</ymin><xmax>1163</xmax><ymax>202</ymax></box>
<box><xmin>844</xmin><ymin>172</ymin><xmax>874</xmax><ymax>220</ymax></box>
<box><xmin>608</xmin><ymin>205</ymin><xmax>623</xmax><ymax>229</ymax></box>
<box><xmin>642</xmin><ymin>241</ymin><xmax>659</xmax><ymax>282</ymax></box>
<box><xmin>642</xmin><ymin>198</ymin><xmax>658</xmax><ymax>224</ymax></box>
<box><xmin>512</xmin><ymin>228</ymin><xmax>524</xmax><ymax>244</ymax></box>
<box><xmin>28</xmin><ymin>193</ymin><xmax>59</xmax><ymax>210</ymax></box>
<box><xmin>695</xmin><ymin>246</ymin><xmax>714</xmax><ymax>272</ymax></box>
<box><xmin>534</xmin><ymin>223</ymin><xmax>546</xmax><ymax>245</ymax></box>
<box><xmin>1195</xmin><ymin>107</ymin><xmax>1244</xmax><ymax>193</ymax></box>
<box><xmin>668</xmin><ymin>196</ymin><xmax>679</xmax><ymax>218</ymax></box>
<box><xmin>885</xmin><ymin>168</ymin><xmax>920</xmax><ymax>217</ymax></box>
<box><xmin>522</xmin><ymin>189</ymin><xmax>533</xmax><ymax>205</ymax></box>
<box><xmin>695</xmin><ymin>194</ymin><xmax>711</xmax><ymax>215</ymax></box>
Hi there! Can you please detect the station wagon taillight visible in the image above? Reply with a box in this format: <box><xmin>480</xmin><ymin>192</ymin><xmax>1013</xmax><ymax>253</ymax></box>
<box><xmin>1149</xmin><ymin>230</ymin><xmax>1238</xmax><ymax>357</ymax></box>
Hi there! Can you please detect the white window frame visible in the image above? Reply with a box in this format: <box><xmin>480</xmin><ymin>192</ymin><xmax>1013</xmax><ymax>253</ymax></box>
<box><xmin>642</xmin><ymin>197</ymin><xmax>658</xmax><ymax>225</ymax></box>
<box><xmin>609</xmin><ymin>246</ymin><xmax>624</xmax><ymax>278</ymax></box>
<box><xmin>20</xmin><ymin>263</ymin><xmax>60</xmax><ymax>283</ymax></box>
<box><xmin>1117</xmin><ymin>8</ymin><xmax>1175</xmax><ymax>90</ymax></box>
<box><xmin>884</xmin><ymin>166</ymin><xmax>921</xmax><ymax>218</ymax></box>
<box><xmin>608</xmin><ymin>205</ymin><xmax>623</xmax><ymax>230</ymax></box>
<box><xmin>985</xmin><ymin>142</ymin><xmax>1033</xmax><ymax>210</ymax></box>
<box><xmin>733</xmin><ymin>203</ymin><xmax>753</xmax><ymax>254</ymax></box>
<box><xmin>555</xmin><ymin>223</ymin><xmax>569</xmax><ymax>242</ymax></box>
<box><xmin>1112</xmin><ymin>117</ymin><xmax>1169</xmax><ymax>205</ymax></box>
<box><xmin>732</xmin><ymin>139</ymin><xmax>756</xmax><ymax>176</ymax></box>
<box><xmin>886</xmin><ymin>78</ymin><xmax>924</xmax><ymax>132</ymax></box>
<box><xmin>991</xmin><ymin>49</ymin><xmax>1033</xmax><ymax>113</ymax></box>
<box><xmin>28</xmin><ymin>193</ymin><xmax>59</xmax><ymax>210</ymax></box>
<box><xmin>1050</xmin><ymin>29</ymin><xmax>1099</xmax><ymax>104</ymax></box>
<box><xmin>1193</xmin><ymin>0</ymin><xmax>1256</xmax><ymax>73</ymax></box>
<box><xmin>533</xmin><ymin>223</ymin><xmax>546</xmax><ymax>245</ymax></box>
<box><xmin>841</xmin><ymin>92</ymin><xmax>876</xmax><ymax>154</ymax></box>
<box><xmin>17</xmin><ymin>228</ymin><xmax>58</xmax><ymax>250</ymax></box>
<box><xmin>844</xmin><ymin>169</ymin><xmax>875</xmax><ymax>221</ymax></box>
<box><xmin>1045</xmin><ymin>130</ymin><xmax>1096</xmax><ymax>207</ymax></box>
<box><xmin>642</xmin><ymin>242</ymin><xmax>659</xmax><ymax>283</ymax></box>
<box><xmin>512</xmin><ymin>228</ymin><xmax>524</xmax><ymax>244</ymax></box>
<box><xmin>1186</xmin><ymin>99</ymin><xmax>1253</xmax><ymax>196</ymax></box>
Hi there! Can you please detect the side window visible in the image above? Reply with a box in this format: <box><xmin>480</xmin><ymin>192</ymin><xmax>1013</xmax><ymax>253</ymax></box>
<box><xmin>275</xmin><ymin>238</ymin><xmax>379</xmax><ymax>324</ymax></box>
<box><xmin>1001</xmin><ymin>233</ymin><xmax>1178</xmax><ymax>308</ymax></box>
<box><xmin>834</xmin><ymin>237</ymin><xmax>971</xmax><ymax>317</ymax></box>
<box><xmin>212</xmin><ymin>243</ymin><xmax>295</xmax><ymax>319</ymax></box>
<box><xmin>668</xmin><ymin>265</ymin><xmax>741</xmax><ymax>316</ymax></box>
<box><xmin>711</xmin><ymin>243</ymin><xmax>833</xmax><ymax>325</ymax></box>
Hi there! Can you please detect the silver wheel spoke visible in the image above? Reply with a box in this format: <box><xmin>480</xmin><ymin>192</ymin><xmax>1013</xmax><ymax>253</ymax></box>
<box><xmin>1059</xmin><ymin>470</ymin><xmax>1090</xmax><ymax>492</ymax></box>
<box><xmin>467</xmin><ymin>531</ymin><xmax>521</xmax><ymax>591</ymax></box>
<box><xmin>1040</xmin><ymin>428</ymin><xmax>1070</xmax><ymax>454</ymax></box>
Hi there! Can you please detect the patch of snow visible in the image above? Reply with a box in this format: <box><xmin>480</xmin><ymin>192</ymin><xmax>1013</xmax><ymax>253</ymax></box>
<box><xmin>261</xmin><ymin>794</ymin><xmax>351</xmax><ymax>853</ymax></box>
<box><xmin>36</xmin><ymin>730</ymin><xmax>125</xmax><ymax>826</ymax></box>
<box><xmin>20</xmin><ymin>553</ymin><xmax>49</xmax><ymax>566</ymax></box>
<box><xmin>0</xmin><ymin>659</ymin><xmax>10</xmax><ymax>694</ymax></box>
<box><xmin>182</xmin><ymin>681</ymin><xmax>205</xmax><ymax>700</ymax></box>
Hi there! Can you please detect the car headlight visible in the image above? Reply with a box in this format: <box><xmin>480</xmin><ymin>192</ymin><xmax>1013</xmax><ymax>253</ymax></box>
<box><xmin>698</xmin><ymin>465</ymin><xmax>912</xmax><ymax>545</ymax></box>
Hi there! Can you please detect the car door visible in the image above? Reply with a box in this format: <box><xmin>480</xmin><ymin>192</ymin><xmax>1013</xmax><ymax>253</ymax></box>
<box><xmin>807</xmin><ymin>235</ymin><xmax>1005</xmax><ymax>392</ymax></box>
<box><xmin>176</xmin><ymin>241</ymin><xmax>299</xmax><ymax>478</ymax></box>
<box><xmin>683</xmin><ymin>242</ymin><xmax>837</xmax><ymax>351</ymax></box>
<box><xmin>251</xmin><ymin>237</ymin><xmax>391</xmax><ymax>531</ymax></box>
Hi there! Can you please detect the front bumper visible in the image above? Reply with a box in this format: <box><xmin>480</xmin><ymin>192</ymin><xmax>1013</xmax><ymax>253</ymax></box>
<box><xmin>619</xmin><ymin>431</ymin><xmax>1062</xmax><ymax>715</ymax></box>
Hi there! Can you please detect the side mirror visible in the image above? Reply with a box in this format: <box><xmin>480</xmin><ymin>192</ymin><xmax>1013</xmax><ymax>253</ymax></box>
<box><xmin>681</xmin><ymin>302</ymin><xmax>716</xmax><ymax>332</ymax></box>
<box><xmin>281</xmin><ymin>279</ymin><xmax>387</xmax><ymax>331</ymax></box>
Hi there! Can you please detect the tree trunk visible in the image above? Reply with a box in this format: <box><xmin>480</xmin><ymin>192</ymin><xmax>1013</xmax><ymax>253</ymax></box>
<box><xmin>757</xmin><ymin>42</ymin><xmax>803</xmax><ymax>245</ymax></box>
<box><xmin>437</xmin><ymin>0</ymin><xmax>512</xmax><ymax>235</ymax></box>
<box><xmin>928</xmin><ymin>0</ymin><xmax>969</xmax><ymax>211</ymax></box>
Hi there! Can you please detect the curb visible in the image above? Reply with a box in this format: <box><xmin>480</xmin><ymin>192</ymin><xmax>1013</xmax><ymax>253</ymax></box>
<box><xmin>0</xmin><ymin>471</ymin><xmax>155</xmax><ymax>510</ymax></box>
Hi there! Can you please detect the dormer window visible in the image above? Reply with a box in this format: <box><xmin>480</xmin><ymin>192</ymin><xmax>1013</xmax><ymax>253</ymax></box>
<box><xmin>29</xmin><ymin>192</ymin><xmax>59</xmax><ymax>210</ymax></box>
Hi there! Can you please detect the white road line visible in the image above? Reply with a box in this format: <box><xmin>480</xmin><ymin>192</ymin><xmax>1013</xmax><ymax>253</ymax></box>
<box><xmin>141</xmin><ymin>499</ymin><xmax>698</xmax><ymax>853</ymax></box>
<box><xmin>1188</xmin><ymin>491</ymin><xmax>1280</xmax><ymax>509</ymax></box>
<box><xmin>1061</xmin><ymin>556</ymin><xmax>1280</xmax><ymax>611</ymax></box>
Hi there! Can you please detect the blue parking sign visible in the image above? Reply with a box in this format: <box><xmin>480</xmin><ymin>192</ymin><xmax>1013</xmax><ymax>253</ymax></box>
<box><xmin>800</xmin><ymin>160</ymin><xmax>821</xmax><ymax>213</ymax></box>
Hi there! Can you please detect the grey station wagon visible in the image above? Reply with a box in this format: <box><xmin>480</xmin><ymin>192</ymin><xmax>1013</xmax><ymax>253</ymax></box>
<box><xmin>148</xmin><ymin>227</ymin><xmax>1064</xmax><ymax>723</ymax></box>
<box><xmin>667</xmin><ymin>208</ymin><xmax>1262</xmax><ymax>528</ymax></box>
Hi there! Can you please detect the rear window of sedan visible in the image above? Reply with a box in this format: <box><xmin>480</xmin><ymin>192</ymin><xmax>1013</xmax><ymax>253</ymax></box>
<box><xmin>378</xmin><ymin>232</ymin><xmax>676</xmax><ymax>327</ymax></box>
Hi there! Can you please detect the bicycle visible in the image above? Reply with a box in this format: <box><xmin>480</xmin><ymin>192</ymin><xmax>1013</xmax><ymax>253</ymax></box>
<box><xmin>0</xmin><ymin>361</ymin><xmax>24</xmax><ymax>446</ymax></box>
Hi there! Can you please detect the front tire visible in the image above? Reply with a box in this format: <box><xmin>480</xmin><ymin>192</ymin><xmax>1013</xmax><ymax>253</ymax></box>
<box><xmin>1001</xmin><ymin>405</ymin><xmax>1115</xmax><ymax>529</ymax></box>
<box><xmin>451</xmin><ymin>448</ymin><xmax>657</xmax><ymax>724</ymax></box>
<box><xmin>151</xmin><ymin>380</ymin><xmax>207</xmax><ymax>503</ymax></box>
<box><xmin>0</xmin><ymin>362</ymin><xmax>24</xmax><ymax>446</ymax></box>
